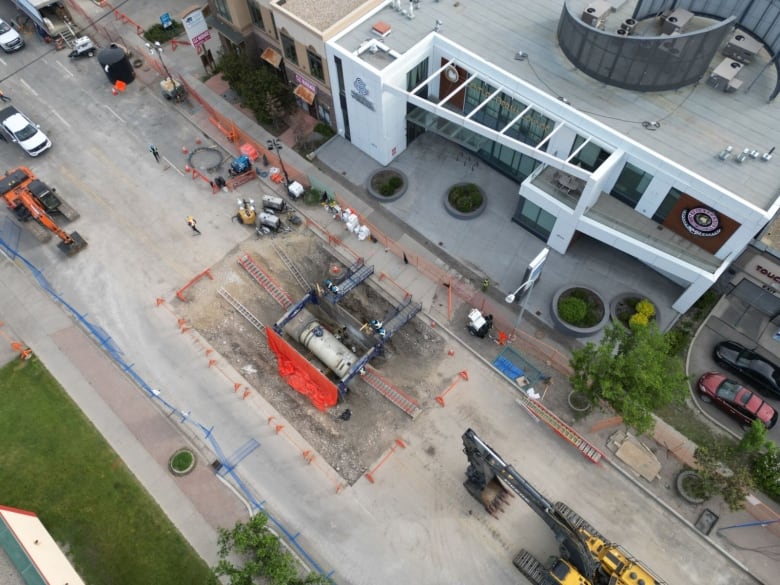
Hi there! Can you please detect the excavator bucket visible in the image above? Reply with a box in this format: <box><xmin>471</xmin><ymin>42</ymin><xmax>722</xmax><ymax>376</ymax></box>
<box><xmin>57</xmin><ymin>231</ymin><xmax>87</xmax><ymax>256</ymax></box>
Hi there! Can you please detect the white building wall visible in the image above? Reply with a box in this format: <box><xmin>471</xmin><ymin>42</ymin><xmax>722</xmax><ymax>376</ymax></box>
<box><xmin>325</xmin><ymin>29</ymin><xmax>776</xmax><ymax>312</ymax></box>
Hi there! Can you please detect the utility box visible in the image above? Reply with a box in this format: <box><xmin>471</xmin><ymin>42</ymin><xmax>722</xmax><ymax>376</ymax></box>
<box><xmin>287</xmin><ymin>181</ymin><xmax>304</xmax><ymax>200</ymax></box>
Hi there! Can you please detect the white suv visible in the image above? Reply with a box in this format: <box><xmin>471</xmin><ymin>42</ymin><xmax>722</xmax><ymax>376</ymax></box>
<box><xmin>0</xmin><ymin>107</ymin><xmax>52</xmax><ymax>156</ymax></box>
<box><xmin>0</xmin><ymin>19</ymin><xmax>24</xmax><ymax>53</ymax></box>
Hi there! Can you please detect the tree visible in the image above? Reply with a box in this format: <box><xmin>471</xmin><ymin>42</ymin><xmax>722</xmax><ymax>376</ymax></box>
<box><xmin>752</xmin><ymin>443</ymin><xmax>780</xmax><ymax>500</ymax></box>
<box><xmin>569</xmin><ymin>322</ymin><xmax>688</xmax><ymax>434</ymax></box>
<box><xmin>213</xmin><ymin>513</ymin><xmax>330</xmax><ymax>585</ymax></box>
<box><xmin>694</xmin><ymin>440</ymin><xmax>755</xmax><ymax>511</ymax></box>
<box><xmin>215</xmin><ymin>52</ymin><xmax>297</xmax><ymax>126</ymax></box>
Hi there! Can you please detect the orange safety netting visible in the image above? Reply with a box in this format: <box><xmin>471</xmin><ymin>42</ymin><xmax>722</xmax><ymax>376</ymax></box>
<box><xmin>266</xmin><ymin>328</ymin><xmax>338</xmax><ymax>411</ymax></box>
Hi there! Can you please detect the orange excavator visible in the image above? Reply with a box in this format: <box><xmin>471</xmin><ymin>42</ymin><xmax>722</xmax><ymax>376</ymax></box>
<box><xmin>0</xmin><ymin>167</ymin><xmax>86</xmax><ymax>255</ymax></box>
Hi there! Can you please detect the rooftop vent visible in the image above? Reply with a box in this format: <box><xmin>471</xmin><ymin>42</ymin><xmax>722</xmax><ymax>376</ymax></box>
<box><xmin>372</xmin><ymin>21</ymin><xmax>392</xmax><ymax>38</ymax></box>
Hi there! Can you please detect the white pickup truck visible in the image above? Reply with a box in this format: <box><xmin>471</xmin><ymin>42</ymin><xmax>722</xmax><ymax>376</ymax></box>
<box><xmin>0</xmin><ymin>106</ymin><xmax>52</xmax><ymax>156</ymax></box>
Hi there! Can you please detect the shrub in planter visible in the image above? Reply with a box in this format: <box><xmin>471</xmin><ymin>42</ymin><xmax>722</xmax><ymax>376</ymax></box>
<box><xmin>676</xmin><ymin>469</ymin><xmax>711</xmax><ymax>504</ymax></box>
<box><xmin>629</xmin><ymin>312</ymin><xmax>649</xmax><ymax>329</ymax></box>
<box><xmin>448</xmin><ymin>183</ymin><xmax>483</xmax><ymax>213</ymax></box>
<box><xmin>558</xmin><ymin>296</ymin><xmax>588</xmax><ymax>325</ymax></box>
<box><xmin>379</xmin><ymin>176</ymin><xmax>403</xmax><ymax>196</ymax></box>
<box><xmin>636</xmin><ymin>299</ymin><xmax>656</xmax><ymax>318</ymax></box>
<box><xmin>612</xmin><ymin>294</ymin><xmax>658</xmax><ymax>329</ymax></box>
<box><xmin>368</xmin><ymin>168</ymin><xmax>407</xmax><ymax>201</ymax></box>
<box><xmin>169</xmin><ymin>448</ymin><xmax>196</xmax><ymax>476</ymax></box>
<box><xmin>557</xmin><ymin>288</ymin><xmax>602</xmax><ymax>328</ymax></box>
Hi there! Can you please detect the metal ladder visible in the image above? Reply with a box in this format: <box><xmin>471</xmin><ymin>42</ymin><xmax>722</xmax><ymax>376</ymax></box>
<box><xmin>57</xmin><ymin>22</ymin><xmax>78</xmax><ymax>49</ymax></box>
<box><xmin>272</xmin><ymin>242</ymin><xmax>310</xmax><ymax>292</ymax></box>
<box><xmin>217</xmin><ymin>288</ymin><xmax>265</xmax><ymax>333</ymax></box>
<box><xmin>362</xmin><ymin>366</ymin><xmax>421</xmax><ymax>418</ymax></box>
<box><xmin>238</xmin><ymin>253</ymin><xmax>292</xmax><ymax>309</ymax></box>
<box><xmin>516</xmin><ymin>395</ymin><xmax>604</xmax><ymax>464</ymax></box>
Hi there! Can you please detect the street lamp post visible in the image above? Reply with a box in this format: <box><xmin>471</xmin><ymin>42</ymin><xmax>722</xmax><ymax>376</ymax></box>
<box><xmin>146</xmin><ymin>41</ymin><xmax>172</xmax><ymax>82</ymax></box>
<box><xmin>505</xmin><ymin>247</ymin><xmax>550</xmax><ymax>336</ymax></box>
<box><xmin>267</xmin><ymin>138</ymin><xmax>290</xmax><ymax>187</ymax></box>
<box><xmin>506</xmin><ymin>279</ymin><xmax>536</xmax><ymax>336</ymax></box>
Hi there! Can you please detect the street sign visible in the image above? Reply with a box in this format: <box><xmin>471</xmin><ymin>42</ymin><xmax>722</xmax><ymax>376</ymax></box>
<box><xmin>160</xmin><ymin>13</ymin><xmax>172</xmax><ymax>29</ymax></box>
<box><xmin>183</xmin><ymin>9</ymin><xmax>211</xmax><ymax>48</ymax></box>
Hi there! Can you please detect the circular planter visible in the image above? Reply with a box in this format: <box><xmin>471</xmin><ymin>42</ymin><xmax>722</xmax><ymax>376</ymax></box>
<box><xmin>367</xmin><ymin>168</ymin><xmax>408</xmax><ymax>202</ymax></box>
<box><xmin>551</xmin><ymin>285</ymin><xmax>609</xmax><ymax>337</ymax></box>
<box><xmin>443</xmin><ymin>183</ymin><xmax>486</xmax><ymax>219</ymax></box>
<box><xmin>675</xmin><ymin>470</ymin><xmax>707</xmax><ymax>504</ymax></box>
<box><xmin>610</xmin><ymin>292</ymin><xmax>660</xmax><ymax>329</ymax></box>
<box><xmin>568</xmin><ymin>390</ymin><xmax>592</xmax><ymax>413</ymax></box>
<box><xmin>169</xmin><ymin>448</ymin><xmax>197</xmax><ymax>476</ymax></box>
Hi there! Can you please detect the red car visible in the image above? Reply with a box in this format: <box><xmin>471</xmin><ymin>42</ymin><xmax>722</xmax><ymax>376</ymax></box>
<box><xmin>697</xmin><ymin>372</ymin><xmax>778</xmax><ymax>429</ymax></box>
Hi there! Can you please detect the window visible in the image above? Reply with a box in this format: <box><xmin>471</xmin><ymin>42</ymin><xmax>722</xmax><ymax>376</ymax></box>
<box><xmin>307</xmin><ymin>49</ymin><xmax>324</xmax><ymax>81</ymax></box>
<box><xmin>570</xmin><ymin>142</ymin><xmax>610</xmax><ymax>172</ymax></box>
<box><xmin>513</xmin><ymin>198</ymin><xmax>556</xmax><ymax>241</ymax></box>
<box><xmin>215</xmin><ymin>0</ymin><xmax>231</xmax><ymax>21</ymax></box>
<box><xmin>611</xmin><ymin>162</ymin><xmax>653</xmax><ymax>207</ymax></box>
<box><xmin>406</xmin><ymin>58</ymin><xmax>429</xmax><ymax>93</ymax></box>
<box><xmin>247</xmin><ymin>0</ymin><xmax>264</xmax><ymax>29</ymax></box>
<box><xmin>281</xmin><ymin>33</ymin><xmax>297</xmax><ymax>65</ymax></box>
<box><xmin>652</xmin><ymin>187</ymin><xmax>681</xmax><ymax>223</ymax></box>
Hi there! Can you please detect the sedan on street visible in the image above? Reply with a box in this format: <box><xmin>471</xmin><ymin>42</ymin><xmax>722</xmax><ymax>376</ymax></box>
<box><xmin>713</xmin><ymin>340</ymin><xmax>780</xmax><ymax>398</ymax></box>
<box><xmin>697</xmin><ymin>372</ymin><xmax>778</xmax><ymax>429</ymax></box>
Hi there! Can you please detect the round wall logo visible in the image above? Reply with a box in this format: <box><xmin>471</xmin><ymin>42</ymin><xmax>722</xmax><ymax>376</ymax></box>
<box><xmin>354</xmin><ymin>77</ymin><xmax>369</xmax><ymax>96</ymax></box>
<box><xmin>681</xmin><ymin>206</ymin><xmax>721</xmax><ymax>237</ymax></box>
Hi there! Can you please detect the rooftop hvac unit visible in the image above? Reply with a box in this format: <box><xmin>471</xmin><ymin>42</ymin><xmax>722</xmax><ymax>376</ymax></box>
<box><xmin>620</xmin><ymin>18</ymin><xmax>636</xmax><ymax>34</ymax></box>
<box><xmin>581</xmin><ymin>2</ymin><xmax>610</xmax><ymax>28</ymax></box>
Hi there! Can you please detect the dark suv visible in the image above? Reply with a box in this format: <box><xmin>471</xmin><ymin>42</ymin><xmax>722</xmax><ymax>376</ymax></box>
<box><xmin>713</xmin><ymin>340</ymin><xmax>780</xmax><ymax>398</ymax></box>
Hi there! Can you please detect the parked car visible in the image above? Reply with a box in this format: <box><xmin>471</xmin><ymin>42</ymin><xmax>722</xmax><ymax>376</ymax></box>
<box><xmin>0</xmin><ymin>19</ymin><xmax>24</xmax><ymax>53</ymax></box>
<box><xmin>0</xmin><ymin>106</ymin><xmax>51</xmax><ymax>156</ymax></box>
<box><xmin>697</xmin><ymin>372</ymin><xmax>778</xmax><ymax>429</ymax></box>
<box><xmin>713</xmin><ymin>340</ymin><xmax>780</xmax><ymax>398</ymax></box>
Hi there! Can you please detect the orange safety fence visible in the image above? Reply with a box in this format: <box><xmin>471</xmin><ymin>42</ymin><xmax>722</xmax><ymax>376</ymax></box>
<box><xmin>88</xmin><ymin>27</ymin><xmax>573</xmax><ymax>377</ymax></box>
<box><xmin>320</xmin><ymin>196</ymin><xmax>573</xmax><ymax>376</ymax></box>
<box><xmin>180</xmin><ymin>80</ymin><xmax>311</xmax><ymax>188</ymax></box>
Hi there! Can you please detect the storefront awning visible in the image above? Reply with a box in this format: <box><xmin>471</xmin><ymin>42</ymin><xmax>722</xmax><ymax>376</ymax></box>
<box><xmin>261</xmin><ymin>47</ymin><xmax>282</xmax><ymax>68</ymax></box>
<box><xmin>294</xmin><ymin>84</ymin><xmax>316</xmax><ymax>105</ymax></box>
<box><xmin>205</xmin><ymin>15</ymin><xmax>245</xmax><ymax>46</ymax></box>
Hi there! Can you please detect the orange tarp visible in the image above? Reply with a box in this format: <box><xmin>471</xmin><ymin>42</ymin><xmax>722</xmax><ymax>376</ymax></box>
<box><xmin>266</xmin><ymin>328</ymin><xmax>338</xmax><ymax>411</ymax></box>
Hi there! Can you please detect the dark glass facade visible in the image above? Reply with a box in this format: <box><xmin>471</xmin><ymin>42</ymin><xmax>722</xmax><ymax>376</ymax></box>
<box><xmin>558</xmin><ymin>2</ymin><xmax>734</xmax><ymax>91</ymax></box>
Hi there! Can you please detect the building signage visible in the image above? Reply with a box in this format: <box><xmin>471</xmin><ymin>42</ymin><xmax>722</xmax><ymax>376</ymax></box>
<box><xmin>295</xmin><ymin>74</ymin><xmax>317</xmax><ymax>94</ymax></box>
<box><xmin>754</xmin><ymin>263</ymin><xmax>780</xmax><ymax>285</ymax></box>
<box><xmin>741</xmin><ymin>251</ymin><xmax>780</xmax><ymax>294</ymax></box>
<box><xmin>183</xmin><ymin>9</ymin><xmax>211</xmax><ymax>48</ymax></box>
<box><xmin>351</xmin><ymin>77</ymin><xmax>375</xmax><ymax>111</ymax></box>
<box><xmin>681</xmin><ymin>206</ymin><xmax>721</xmax><ymax>237</ymax></box>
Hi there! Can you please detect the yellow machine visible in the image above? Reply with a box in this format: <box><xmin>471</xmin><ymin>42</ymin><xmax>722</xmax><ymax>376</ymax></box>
<box><xmin>462</xmin><ymin>429</ymin><xmax>666</xmax><ymax>585</ymax></box>
<box><xmin>236</xmin><ymin>198</ymin><xmax>256</xmax><ymax>225</ymax></box>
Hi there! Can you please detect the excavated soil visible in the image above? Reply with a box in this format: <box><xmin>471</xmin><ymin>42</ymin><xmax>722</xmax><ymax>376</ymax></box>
<box><xmin>175</xmin><ymin>227</ymin><xmax>447</xmax><ymax>484</ymax></box>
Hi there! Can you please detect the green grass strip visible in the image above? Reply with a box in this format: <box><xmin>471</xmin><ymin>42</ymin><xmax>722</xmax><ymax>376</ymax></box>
<box><xmin>0</xmin><ymin>358</ymin><xmax>211</xmax><ymax>584</ymax></box>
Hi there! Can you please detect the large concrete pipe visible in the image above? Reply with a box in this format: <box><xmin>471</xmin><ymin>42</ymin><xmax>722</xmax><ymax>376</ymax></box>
<box><xmin>286</xmin><ymin>308</ymin><xmax>357</xmax><ymax>378</ymax></box>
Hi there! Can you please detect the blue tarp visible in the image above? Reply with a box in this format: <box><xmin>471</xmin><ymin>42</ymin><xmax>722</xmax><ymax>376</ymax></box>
<box><xmin>494</xmin><ymin>355</ymin><xmax>524</xmax><ymax>380</ymax></box>
<box><xmin>492</xmin><ymin>346</ymin><xmax>543</xmax><ymax>388</ymax></box>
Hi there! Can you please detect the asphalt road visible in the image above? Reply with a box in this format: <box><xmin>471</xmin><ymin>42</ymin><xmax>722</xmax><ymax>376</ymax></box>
<box><xmin>689</xmin><ymin>313</ymin><xmax>780</xmax><ymax>443</ymax></box>
<box><xmin>0</xmin><ymin>4</ymin><xmax>768</xmax><ymax>585</ymax></box>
